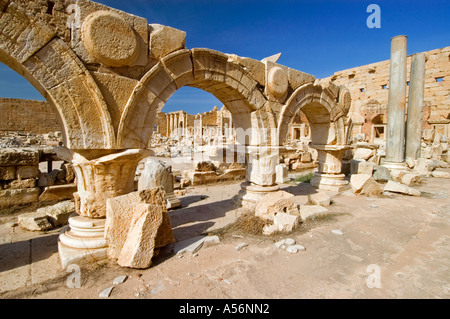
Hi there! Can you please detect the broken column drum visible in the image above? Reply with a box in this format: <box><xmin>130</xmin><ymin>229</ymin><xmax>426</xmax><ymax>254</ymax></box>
<box><xmin>138</xmin><ymin>159</ymin><xmax>181</xmax><ymax>209</ymax></box>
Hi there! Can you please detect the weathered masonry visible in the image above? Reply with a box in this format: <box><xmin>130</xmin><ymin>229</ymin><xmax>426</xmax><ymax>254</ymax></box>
<box><xmin>0</xmin><ymin>0</ymin><xmax>351</xmax><ymax>267</ymax></box>
<box><xmin>323</xmin><ymin>46</ymin><xmax>450</xmax><ymax>143</ymax></box>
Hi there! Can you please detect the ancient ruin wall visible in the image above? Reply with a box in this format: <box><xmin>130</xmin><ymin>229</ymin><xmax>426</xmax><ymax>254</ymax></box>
<box><xmin>0</xmin><ymin>98</ymin><xmax>61</xmax><ymax>134</ymax></box>
<box><xmin>322</xmin><ymin>46</ymin><xmax>450</xmax><ymax>140</ymax></box>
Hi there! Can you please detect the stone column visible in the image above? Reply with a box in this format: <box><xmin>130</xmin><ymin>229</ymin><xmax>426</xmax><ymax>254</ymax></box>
<box><xmin>58</xmin><ymin>148</ymin><xmax>150</xmax><ymax>269</ymax></box>
<box><xmin>310</xmin><ymin>145</ymin><xmax>350</xmax><ymax>192</ymax></box>
<box><xmin>405</xmin><ymin>52</ymin><xmax>426</xmax><ymax>161</ymax></box>
<box><xmin>166</xmin><ymin>115</ymin><xmax>170</xmax><ymax>137</ymax></box>
<box><xmin>169</xmin><ymin>114</ymin><xmax>174</xmax><ymax>137</ymax></box>
<box><xmin>385</xmin><ymin>35</ymin><xmax>407</xmax><ymax>170</ymax></box>
<box><xmin>239</xmin><ymin>145</ymin><xmax>280</xmax><ymax>210</ymax></box>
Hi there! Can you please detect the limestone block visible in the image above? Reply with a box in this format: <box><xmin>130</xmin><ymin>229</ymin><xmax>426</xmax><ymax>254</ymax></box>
<box><xmin>421</xmin><ymin>146</ymin><xmax>433</xmax><ymax>159</ymax></box>
<box><xmin>384</xmin><ymin>181</ymin><xmax>421</xmax><ymax>196</ymax></box>
<box><xmin>308</xmin><ymin>191</ymin><xmax>331</xmax><ymax>207</ymax></box>
<box><xmin>18</xmin><ymin>211</ymin><xmax>52</xmax><ymax>231</ymax></box>
<box><xmin>0</xmin><ymin>166</ymin><xmax>15</xmax><ymax>180</ymax></box>
<box><xmin>255</xmin><ymin>190</ymin><xmax>300</xmax><ymax>221</ymax></box>
<box><xmin>16</xmin><ymin>166</ymin><xmax>39</xmax><ymax>179</ymax></box>
<box><xmin>38</xmin><ymin>184</ymin><xmax>77</xmax><ymax>202</ymax></box>
<box><xmin>267</xmin><ymin>65</ymin><xmax>289</xmax><ymax>99</ymax></box>
<box><xmin>82</xmin><ymin>11</ymin><xmax>141</xmax><ymax>67</ymax></box>
<box><xmin>353</xmin><ymin>148</ymin><xmax>374</xmax><ymax>160</ymax></box>
<box><xmin>218</xmin><ymin>168</ymin><xmax>246</xmax><ymax>181</ymax></box>
<box><xmin>161</xmin><ymin>49</ymin><xmax>194</xmax><ymax>87</ymax></box>
<box><xmin>350</xmin><ymin>174</ymin><xmax>372</xmax><ymax>193</ymax></box>
<box><xmin>431</xmin><ymin>170</ymin><xmax>450</xmax><ymax>179</ymax></box>
<box><xmin>275</xmin><ymin>164</ymin><xmax>288</xmax><ymax>184</ymax></box>
<box><xmin>187</xmin><ymin>171</ymin><xmax>218</xmax><ymax>186</ymax></box>
<box><xmin>287</xmin><ymin>68</ymin><xmax>315</xmax><ymax>90</ymax></box>
<box><xmin>227</xmin><ymin>55</ymin><xmax>265</xmax><ymax>86</ymax></box>
<box><xmin>117</xmin><ymin>203</ymin><xmax>164</xmax><ymax>269</ymax></box>
<box><xmin>37</xmin><ymin>200</ymin><xmax>75</xmax><ymax>227</ymax></box>
<box><xmin>8</xmin><ymin>178</ymin><xmax>36</xmax><ymax>189</ymax></box>
<box><xmin>350</xmin><ymin>174</ymin><xmax>383</xmax><ymax>195</ymax></box>
<box><xmin>194</xmin><ymin>161</ymin><xmax>216</xmax><ymax>172</ymax></box>
<box><xmin>422</xmin><ymin>129</ymin><xmax>435</xmax><ymax>142</ymax></box>
<box><xmin>431</xmin><ymin>144</ymin><xmax>443</xmax><ymax>159</ymax></box>
<box><xmin>0</xmin><ymin>148</ymin><xmax>38</xmax><ymax>166</ymax></box>
<box><xmin>0</xmin><ymin>3</ymin><xmax>55</xmax><ymax>63</ymax></box>
<box><xmin>389</xmin><ymin>170</ymin><xmax>409</xmax><ymax>183</ymax></box>
<box><xmin>299</xmin><ymin>205</ymin><xmax>329</xmax><ymax>221</ymax></box>
<box><xmin>105</xmin><ymin>188</ymin><xmax>174</xmax><ymax>260</ymax></box>
<box><xmin>300</xmin><ymin>152</ymin><xmax>312</xmax><ymax>163</ymax></box>
<box><xmin>414</xmin><ymin>158</ymin><xmax>435</xmax><ymax>172</ymax></box>
<box><xmin>0</xmin><ymin>188</ymin><xmax>40</xmax><ymax>209</ymax></box>
<box><xmin>372</xmin><ymin>165</ymin><xmax>392</xmax><ymax>182</ymax></box>
<box><xmin>263</xmin><ymin>212</ymin><xmax>299</xmax><ymax>235</ymax></box>
<box><xmin>149</xmin><ymin>24</ymin><xmax>186</xmax><ymax>60</ymax></box>
<box><xmin>138</xmin><ymin>160</ymin><xmax>175</xmax><ymax>193</ymax></box>
<box><xmin>350</xmin><ymin>159</ymin><xmax>375</xmax><ymax>175</ymax></box>
<box><xmin>401</xmin><ymin>173</ymin><xmax>421</xmax><ymax>186</ymax></box>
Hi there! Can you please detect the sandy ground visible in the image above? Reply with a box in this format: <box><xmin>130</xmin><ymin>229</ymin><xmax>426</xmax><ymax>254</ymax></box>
<box><xmin>0</xmin><ymin>172</ymin><xmax>449</xmax><ymax>299</ymax></box>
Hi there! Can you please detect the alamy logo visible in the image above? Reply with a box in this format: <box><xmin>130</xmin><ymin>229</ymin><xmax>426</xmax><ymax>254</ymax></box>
<box><xmin>366</xmin><ymin>4</ymin><xmax>381</xmax><ymax>29</ymax></box>
<box><xmin>366</xmin><ymin>264</ymin><xmax>381</xmax><ymax>288</ymax></box>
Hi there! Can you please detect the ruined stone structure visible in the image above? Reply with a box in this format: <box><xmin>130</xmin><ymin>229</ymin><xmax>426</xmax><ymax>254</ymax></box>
<box><xmin>323</xmin><ymin>46</ymin><xmax>450</xmax><ymax>144</ymax></box>
<box><xmin>0</xmin><ymin>0</ymin><xmax>351</xmax><ymax>267</ymax></box>
<box><xmin>0</xmin><ymin>97</ymin><xmax>61</xmax><ymax>134</ymax></box>
<box><xmin>156</xmin><ymin>105</ymin><xmax>234</xmax><ymax>141</ymax></box>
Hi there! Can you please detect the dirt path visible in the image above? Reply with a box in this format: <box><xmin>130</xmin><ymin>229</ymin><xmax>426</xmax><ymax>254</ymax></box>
<box><xmin>1</xmin><ymin>175</ymin><xmax>449</xmax><ymax>299</ymax></box>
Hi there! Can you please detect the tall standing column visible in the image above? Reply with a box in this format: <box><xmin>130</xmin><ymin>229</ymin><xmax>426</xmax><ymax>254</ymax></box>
<box><xmin>385</xmin><ymin>35</ymin><xmax>408</xmax><ymax>170</ymax></box>
<box><xmin>166</xmin><ymin>115</ymin><xmax>170</xmax><ymax>137</ymax></box>
<box><xmin>169</xmin><ymin>114</ymin><xmax>174</xmax><ymax>137</ymax></box>
<box><xmin>405</xmin><ymin>52</ymin><xmax>426</xmax><ymax>161</ymax></box>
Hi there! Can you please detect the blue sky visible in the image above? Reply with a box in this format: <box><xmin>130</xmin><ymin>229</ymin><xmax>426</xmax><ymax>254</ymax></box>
<box><xmin>0</xmin><ymin>0</ymin><xmax>449</xmax><ymax>114</ymax></box>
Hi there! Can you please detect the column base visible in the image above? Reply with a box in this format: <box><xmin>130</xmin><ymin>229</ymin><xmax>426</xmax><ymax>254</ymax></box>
<box><xmin>310</xmin><ymin>173</ymin><xmax>350</xmax><ymax>192</ymax></box>
<box><xmin>382</xmin><ymin>161</ymin><xmax>407</xmax><ymax>171</ymax></box>
<box><xmin>238</xmin><ymin>182</ymin><xmax>280</xmax><ymax>211</ymax></box>
<box><xmin>58</xmin><ymin>213</ymin><xmax>108</xmax><ymax>269</ymax></box>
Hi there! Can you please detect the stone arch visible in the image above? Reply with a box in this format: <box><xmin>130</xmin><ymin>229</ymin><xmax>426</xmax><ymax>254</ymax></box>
<box><xmin>278</xmin><ymin>83</ymin><xmax>343</xmax><ymax>146</ymax></box>
<box><xmin>0</xmin><ymin>3</ymin><xmax>116</xmax><ymax>149</ymax></box>
<box><xmin>117</xmin><ymin>48</ymin><xmax>269</xmax><ymax>148</ymax></box>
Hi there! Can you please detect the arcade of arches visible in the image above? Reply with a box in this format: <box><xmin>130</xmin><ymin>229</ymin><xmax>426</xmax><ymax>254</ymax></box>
<box><xmin>0</xmin><ymin>0</ymin><xmax>352</xmax><ymax>266</ymax></box>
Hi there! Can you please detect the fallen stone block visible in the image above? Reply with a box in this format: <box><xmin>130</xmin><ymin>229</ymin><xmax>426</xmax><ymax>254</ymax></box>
<box><xmin>350</xmin><ymin>159</ymin><xmax>375</xmax><ymax>175</ymax></box>
<box><xmin>372</xmin><ymin>165</ymin><xmax>392</xmax><ymax>182</ymax></box>
<box><xmin>117</xmin><ymin>203</ymin><xmax>165</xmax><ymax>269</ymax></box>
<box><xmin>350</xmin><ymin>174</ymin><xmax>371</xmax><ymax>193</ymax></box>
<box><xmin>401</xmin><ymin>173</ymin><xmax>421</xmax><ymax>186</ymax></box>
<box><xmin>431</xmin><ymin>170</ymin><xmax>450</xmax><ymax>179</ymax></box>
<box><xmin>263</xmin><ymin>212</ymin><xmax>299</xmax><ymax>235</ymax></box>
<box><xmin>255</xmin><ymin>190</ymin><xmax>299</xmax><ymax>221</ymax></box>
<box><xmin>353</xmin><ymin>148</ymin><xmax>374</xmax><ymax>160</ymax></box>
<box><xmin>37</xmin><ymin>200</ymin><xmax>75</xmax><ymax>227</ymax></box>
<box><xmin>18</xmin><ymin>211</ymin><xmax>52</xmax><ymax>231</ymax></box>
<box><xmin>38</xmin><ymin>184</ymin><xmax>77</xmax><ymax>202</ymax></box>
<box><xmin>384</xmin><ymin>181</ymin><xmax>421</xmax><ymax>196</ymax></box>
<box><xmin>105</xmin><ymin>188</ymin><xmax>175</xmax><ymax>261</ymax></box>
<box><xmin>186</xmin><ymin>170</ymin><xmax>218</xmax><ymax>185</ymax></box>
<box><xmin>299</xmin><ymin>205</ymin><xmax>329</xmax><ymax>221</ymax></box>
<box><xmin>308</xmin><ymin>191</ymin><xmax>331</xmax><ymax>207</ymax></box>
<box><xmin>173</xmin><ymin>235</ymin><xmax>207</xmax><ymax>255</ymax></box>
<box><xmin>218</xmin><ymin>168</ymin><xmax>246</xmax><ymax>181</ymax></box>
